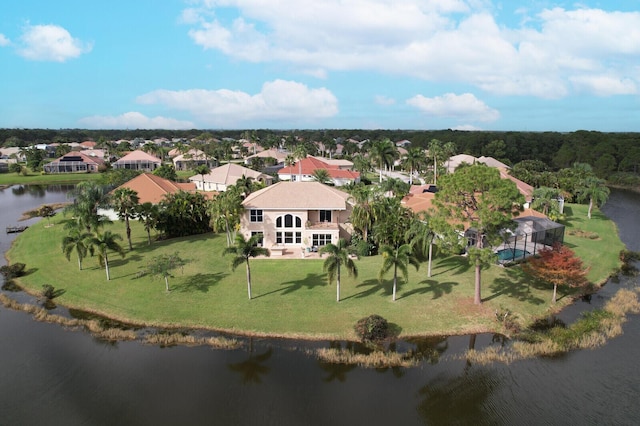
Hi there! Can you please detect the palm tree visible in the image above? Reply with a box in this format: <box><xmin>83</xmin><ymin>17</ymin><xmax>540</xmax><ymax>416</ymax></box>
<box><xmin>136</xmin><ymin>202</ymin><xmax>159</xmax><ymax>245</ymax></box>
<box><xmin>193</xmin><ymin>164</ymin><xmax>211</xmax><ymax>191</ymax></box>
<box><xmin>293</xmin><ymin>144</ymin><xmax>308</xmax><ymax>182</ymax></box>
<box><xmin>210</xmin><ymin>188</ymin><xmax>244</xmax><ymax>246</ymax></box>
<box><xmin>320</xmin><ymin>238</ymin><xmax>358</xmax><ymax>302</ymax></box>
<box><xmin>403</xmin><ymin>147</ymin><xmax>426</xmax><ymax>185</ymax></box>
<box><xmin>63</xmin><ymin>181</ymin><xmax>109</xmax><ymax>233</ymax></box>
<box><xmin>312</xmin><ymin>168</ymin><xmax>331</xmax><ymax>185</ymax></box>
<box><xmin>61</xmin><ymin>228</ymin><xmax>92</xmax><ymax>270</ymax></box>
<box><xmin>407</xmin><ymin>213</ymin><xmax>437</xmax><ymax>278</ymax></box>
<box><xmin>348</xmin><ymin>184</ymin><xmax>377</xmax><ymax>243</ymax></box>
<box><xmin>89</xmin><ymin>231</ymin><xmax>126</xmax><ymax>281</ymax></box>
<box><xmin>379</xmin><ymin>244</ymin><xmax>419</xmax><ymax>301</ymax></box>
<box><xmin>370</xmin><ymin>138</ymin><xmax>398</xmax><ymax>183</ymax></box>
<box><xmin>531</xmin><ymin>187</ymin><xmax>563</xmax><ymax>220</ymax></box>
<box><xmin>235</xmin><ymin>175</ymin><xmax>255</xmax><ymax>198</ymax></box>
<box><xmin>111</xmin><ymin>187</ymin><xmax>139</xmax><ymax>250</ymax></box>
<box><xmin>576</xmin><ymin>176</ymin><xmax>610</xmax><ymax>219</ymax></box>
<box><xmin>224</xmin><ymin>234</ymin><xmax>270</xmax><ymax>300</ymax></box>
<box><xmin>428</xmin><ymin>139</ymin><xmax>443</xmax><ymax>185</ymax></box>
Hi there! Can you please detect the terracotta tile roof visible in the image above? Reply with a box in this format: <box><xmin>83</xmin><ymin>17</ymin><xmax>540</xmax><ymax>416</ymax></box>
<box><xmin>498</xmin><ymin>168</ymin><xmax>534</xmax><ymax>202</ymax></box>
<box><xmin>80</xmin><ymin>141</ymin><xmax>97</xmax><ymax>149</ymax></box>
<box><xmin>114</xmin><ymin>173</ymin><xmax>196</xmax><ymax>204</ymax></box>
<box><xmin>278</xmin><ymin>157</ymin><xmax>360</xmax><ymax>180</ymax></box>
<box><xmin>242</xmin><ymin>181</ymin><xmax>351</xmax><ymax>210</ymax></box>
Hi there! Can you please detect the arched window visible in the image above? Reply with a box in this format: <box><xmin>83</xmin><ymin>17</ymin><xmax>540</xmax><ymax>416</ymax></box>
<box><xmin>275</xmin><ymin>214</ymin><xmax>302</xmax><ymax>245</ymax></box>
<box><xmin>276</xmin><ymin>214</ymin><xmax>301</xmax><ymax>228</ymax></box>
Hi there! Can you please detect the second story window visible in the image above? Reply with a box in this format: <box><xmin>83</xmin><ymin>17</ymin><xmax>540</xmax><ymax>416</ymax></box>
<box><xmin>250</xmin><ymin>209</ymin><xmax>263</xmax><ymax>222</ymax></box>
<box><xmin>319</xmin><ymin>210</ymin><xmax>332</xmax><ymax>222</ymax></box>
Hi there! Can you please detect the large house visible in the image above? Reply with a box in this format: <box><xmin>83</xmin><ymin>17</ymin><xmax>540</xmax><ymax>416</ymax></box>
<box><xmin>43</xmin><ymin>152</ymin><xmax>105</xmax><ymax>173</ymax></box>
<box><xmin>189</xmin><ymin>163</ymin><xmax>273</xmax><ymax>192</ymax></box>
<box><xmin>112</xmin><ymin>173</ymin><xmax>196</xmax><ymax>204</ymax></box>
<box><xmin>240</xmin><ymin>181</ymin><xmax>354</xmax><ymax>254</ymax></box>
<box><xmin>171</xmin><ymin>149</ymin><xmax>217</xmax><ymax>171</ymax></box>
<box><xmin>278</xmin><ymin>156</ymin><xmax>360</xmax><ymax>186</ymax></box>
<box><xmin>112</xmin><ymin>150</ymin><xmax>161</xmax><ymax>172</ymax></box>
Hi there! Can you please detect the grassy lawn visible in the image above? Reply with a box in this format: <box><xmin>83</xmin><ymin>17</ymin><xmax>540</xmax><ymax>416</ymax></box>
<box><xmin>0</xmin><ymin>171</ymin><xmax>102</xmax><ymax>186</ymax></box>
<box><xmin>7</xmin><ymin>204</ymin><xmax>623</xmax><ymax>340</ymax></box>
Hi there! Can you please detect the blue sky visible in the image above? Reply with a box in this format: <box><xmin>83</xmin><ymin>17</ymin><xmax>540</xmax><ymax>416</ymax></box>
<box><xmin>1</xmin><ymin>0</ymin><xmax>639</xmax><ymax>131</ymax></box>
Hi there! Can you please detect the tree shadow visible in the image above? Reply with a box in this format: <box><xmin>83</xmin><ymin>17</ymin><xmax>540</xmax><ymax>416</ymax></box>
<box><xmin>431</xmin><ymin>256</ymin><xmax>472</xmax><ymax>276</ymax></box>
<box><xmin>177</xmin><ymin>272</ymin><xmax>227</xmax><ymax>293</ymax></box>
<box><xmin>343</xmin><ymin>278</ymin><xmax>389</xmax><ymax>300</ymax></box>
<box><xmin>485</xmin><ymin>269</ymin><xmax>546</xmax><ymax>305</ymax></box>
<box><xmin>108</xmin><ymin>254</ymin><xmax>144</xmax><ymax>268</ymax></box>
<box><xmin>278</xmin><ymin>273</ymin><xmax>326</xmax><ymax>295</ymax></box>
<box><xmin>398</xmin><ymin>279</ymin><xmax>459</xmax><ymax>300</ymax></box>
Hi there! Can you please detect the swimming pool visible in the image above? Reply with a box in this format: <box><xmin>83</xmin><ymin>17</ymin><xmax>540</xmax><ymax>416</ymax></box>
<box><xmin>496</xmin><ymin>248</ymin><xmax>529</xmax><ymax>261</ymax></box>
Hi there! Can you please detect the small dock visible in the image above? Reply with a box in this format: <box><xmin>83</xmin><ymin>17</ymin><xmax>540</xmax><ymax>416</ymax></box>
<box><xmin>6</xmin><ymin>225</ymin><xmax>29</xmax><ymax>234</ymax></box>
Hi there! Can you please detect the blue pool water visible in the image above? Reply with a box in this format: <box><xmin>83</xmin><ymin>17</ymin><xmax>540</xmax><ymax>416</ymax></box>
<box><xmin>497</xmin><ymin>248</ymin><xmax>528</xmax><ymax>261</ymax></box>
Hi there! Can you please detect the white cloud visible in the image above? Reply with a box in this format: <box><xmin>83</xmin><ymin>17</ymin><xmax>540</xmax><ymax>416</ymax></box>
<box><xmin>375</xmin><ymin>95</ymin><xmax>396</xmax><ymax>106</ymax></box>
<box><xmin>570</xmin><ymin>75</ymin><xmax>638</xmax><ymax>96</ymax></box>
<box><xmin>78</xmin><ymin>112</ymin><xmax>194</xmax><ymax>130</ymax></box>
<box><xmin>0</xmin><ymin>34</ymin><xmax>10</xmax><ymax>47</ymax></box>
<box><xmin>17</xmin><ymin>24</ymin><xmax>92</xmax><ymax>62</ymax></box>
<box><xmin>182</xmin><ymin>2</ymin><xmax>640</xmax><ymax>98</ymax></box>
<box><xmin>136</xmin><ymin>79</ymin><xmax>338</xmax><ymax>127</ymax></box>
<box><xmin>406</xmin><ymin>92</ymin><xmax>500</xmax><ymax>122</ymax></box>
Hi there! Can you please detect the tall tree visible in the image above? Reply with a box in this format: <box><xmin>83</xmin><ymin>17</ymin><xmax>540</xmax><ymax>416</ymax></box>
<box><xmin>435</xmin><ymin>164</ymin><xmax>524</xmax><ymax>304</ymax></box>
<box><xmin>61</xmin><ymin>228</ymin><xmax>92</xmax><ymax>270</ymax></box>
<box><xmin>136</xmin><ymin>202</ymin><xmax>159</xmax><ymax>245</ymax></box>
<box><xmin>193</xmin><ymin>164</ymin><xmax>211</xmax><ymax>190</ymax></box>
<box><xmin>63</xmin><ymin>181</ymin><xmax>109</xmax><ymax>233</ymax></box>
<box><xmin>370</xmin><ymin>138</ymin><xmax>398</xmax><ymax>183</ymax></box>
<box><xmin>293</xmin><ymin>144</ymin><xmax>308</xmax><ymax>182</ymax></box>
<box><xmin>146</xmin><ymin>252</ymin><xmax>187</xmax><ymax>292</ymax></box>
<box><xmin>88</xmin><ymin>230</ymin><xmax>126</xmax><ymax>281</ymax></box>
<box><xmin>523</xmin><ymin>243</ymin><xmax>588</xmax><ymax>303</ymax></box>
<box><xmin>379</xmin><ymin>244</ymin><xmax>419</xmax><ymax>301</ymax></box>
<box><xmin>210</xmin><ymin>187</ymin><xmax>244</xmax><ymax>246</ymax></box>
<box><xmin>224</xmin><ymin>234</ymin><xmax>270</xmax><ymax>300</ymax></box>
<box><xmin>402</xmin><ymin>147</ymin><xmax>426</xmax><ymax>185</ymax></box>
<box><xmin>111</xmin><ymin>187</ymin><xmax>140</xmax><ymax>250</ymax></box>
<box><xmin>348</xmin><ymin>184</ymin><xmax>377</xmax><ymax>243</ymax></box>
<box><xmin>157</xmin><ymin>191</ymin><xmax>211</xmax><ymax>238</ymax></box>
<box><xmin>320</xmin><ymin>238</ymin><xmax>358</xmax><ymax>302</ymax></box>
<box><xmin>576</xmin><ymin>176</ymin><xmax>610</xmax><ymax>219</ymax></box>
<box><xmin>531</xmin><ymin>187</ymin><xmax>563</xmax><ymax>220</ymax></box>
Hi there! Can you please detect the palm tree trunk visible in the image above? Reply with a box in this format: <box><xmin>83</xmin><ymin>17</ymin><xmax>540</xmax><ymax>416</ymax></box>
<box><xmin>552</xmin><ymin>284</ymin><xmax>557</xmax><ymax>303</ymax></box>
<box><xmin>125</xmin><ymin>216</ymin><xmax>132</xmax><ymax>250</ymax></box>
<box><xmin>474</xmin><ymin>260</ymin><xmax>482</xmax><ymax>304</ymax></box>
<box><xmin>147</xmin><ymin>228</ymin><xmax>151</xmax><ymax>245</ymax></box>
<box><xmin>104</xmin><ymin>254</ymin><xmax>110</xmax><ymax>281</ymax></box>
<box><xmin>588</xmin><ymin>198</ymin><xmax>593</xmax><ymax>219</ymax></box>
<box><xmin>78</xmin><ymin>256</ymin><xmax>82</xmax><ymax>271</ymax></box>
<box><xmin>336</xmin><ymin>265</ymin><xmax>341</xmax><ymax>302</ymax></box>
<box><xmin>427</xmin><ymin>239</ymin><xmax>433</xmax><ymax>278</ymax></box>
<box><xmin>392</xmin><ymin>264</ymin><xmax>398</xmax><ymax>301</ymax></box>
<box><xmin>246</xmin><ymin>260</ymin><xmax>252</xmax><ymax>300</ymax></box>
<box><xmin>165</xmin><ymin>276</ymin><xmax>169</xmax><ymax>292</ymax></box>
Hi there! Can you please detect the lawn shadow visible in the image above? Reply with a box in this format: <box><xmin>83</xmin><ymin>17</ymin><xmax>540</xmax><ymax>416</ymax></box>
<box><xmin>399</xmin><ymin>279</ymin><xmax>459</xmax><ymax>300</ymax></box>
<box><xmin>431</xmin><ymin>256</ymin><xmax>471</xmax><ymax>276</ymax></box>
<box><xmin>343</xmin><ymin>278</ymin><xmax>389</xmax><ymax>300</ymax></box>
<box><xmin>108</xmin><ymin>254</ymin><xmax>144</xmax><ymax>268</ymax></box>
<box><xmin>278</xmin><ymin>273</ymin><xmax>326</xmax><ymax>295</ymax></box>
<box><xmin>177</xmin><ymin>272</ymin><xmax>227</xmax><ymax>293</ymax></box>
<box><xmin>485</xmin><ymin>269</ymin><xmax>546</xmax><ymax>305</ymax></box>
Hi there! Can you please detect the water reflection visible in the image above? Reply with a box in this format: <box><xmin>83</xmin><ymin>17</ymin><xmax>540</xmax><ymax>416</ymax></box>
<box><xmin>228</xmin><ymin>339</ymin><xmax>272</xmax><ymax>384</ymax></box>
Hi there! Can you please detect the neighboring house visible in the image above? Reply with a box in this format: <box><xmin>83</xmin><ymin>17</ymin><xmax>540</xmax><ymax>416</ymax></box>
<box><xmin>79</xmin><ymin>141</ymin><xmax>97</xmax><ymax>150</ymax></box>
<box><xmin>244</xmin><ymin>148</ymin><xmax>289</xmax><ymax>166</ymax></box>
<box><xmin>278</xmin><ymin>156</ymin><xmax>360</xmax><ymax>186</ymax></box>
<box><xmin>189</xmin><ymin>163</ymin><xmax>273</xmax><ymax>192</ymax></box>
<box><xmin>112</xmin><ymin>173</ymin><xmax>196</xmax><ymax>204</ymax></box>
<box><xmin>43</xmin><ymin>152</ymin><xmax>105</xmax><ymax>173</ymax></box>
<box><xmin>445</xmin><ymin>154</ymin><xmax>509</xmax><ymax>174</ymax></box>
<box><xmin>172</xmin><ymin>149</ymin><xmax>217</xmax><ymax>171</ymax></box>
<box><xmin>402</xmin><ymin>184</ymin><xmax>564</xmax><ymax>262</ymax></box>
<box><xmin>112</xmin><ymin>150</ymin><xmax>161</xmax><ymax>171</ymax></box>
<box><xmin>240</xmin><ymin>181</ymin><xmax>354</xmax><ymax>254</ymax></box>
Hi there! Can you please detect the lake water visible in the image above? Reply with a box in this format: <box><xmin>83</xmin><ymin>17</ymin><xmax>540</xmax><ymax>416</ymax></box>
<box><xmin>1</xmin><ymin>185</ymin><xmax>639</xmax><ymax>425</ymax></box>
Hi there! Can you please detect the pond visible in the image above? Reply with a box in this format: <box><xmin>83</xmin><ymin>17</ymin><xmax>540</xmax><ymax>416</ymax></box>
<box><xmin>1</xmin><ymin>185</ymin><xmax>639</xmax><ymax>425</ymax></box>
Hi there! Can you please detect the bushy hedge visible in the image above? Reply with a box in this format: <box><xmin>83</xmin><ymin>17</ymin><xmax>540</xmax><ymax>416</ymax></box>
<box><xmin>354</xmin><ymin>314</ymin><xmax>389</xmax><ymax>342</ymax></box>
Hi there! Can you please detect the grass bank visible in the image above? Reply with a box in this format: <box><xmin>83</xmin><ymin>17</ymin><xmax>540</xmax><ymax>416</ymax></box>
<box><xmin>6</xmin><ymin>204</ymin><xmax>623</xmax><ymax>341</ymax></box>
<box><xmin>0</xmin><ymin>171</ymin><xmax>102</xmax><ymax>186</ymax></box>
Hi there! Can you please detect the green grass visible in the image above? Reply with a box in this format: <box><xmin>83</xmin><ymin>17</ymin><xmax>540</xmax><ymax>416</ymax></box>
<box><xmin>0</xmin><ymin>170</ymin><xmax>102</xmax><ymax>186</ymax></box>
<box><xmin>7</xmin><ymin>203</ymin><xmax>622</xmax><ymax>340</ymax></box>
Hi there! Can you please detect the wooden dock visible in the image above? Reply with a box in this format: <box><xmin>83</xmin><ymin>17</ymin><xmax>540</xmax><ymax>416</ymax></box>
<box><xmin>6</xmin><ymin>225</ymin><xmax>29</xmax><ymax>234</ymax></box>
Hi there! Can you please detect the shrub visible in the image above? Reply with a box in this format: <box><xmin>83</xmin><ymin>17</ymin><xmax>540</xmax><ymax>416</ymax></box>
<box><xmin>354</xmin><ymin>314</ymin><xmax>389</xmax><ymax>342</ymax></box>
<box><xmin>41</xmin><ymin>284</ymin><xmax>56</xmax><ymax>300</ymax></box>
